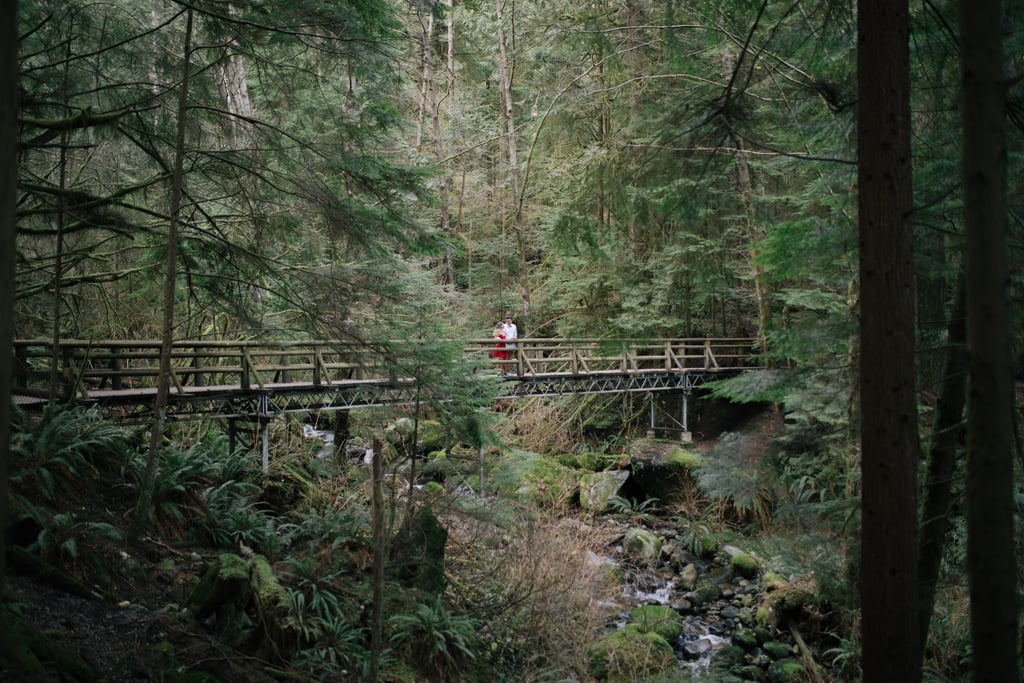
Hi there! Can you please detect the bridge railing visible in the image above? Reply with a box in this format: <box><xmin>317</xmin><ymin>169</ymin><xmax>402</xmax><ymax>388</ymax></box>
<box><xmin>464</xmin><ymin>337</ymin><xmax>758</xmax><ymax>376</ymax></box>
<box><xmin>10</xmin><ymin>339</ymin><xmax>382</xmax><ymax>400</ymax></box>
<box><xmin>11</xmin><ymin>336</ymin><xmax>759</xmax><ymax>401</ymax></box>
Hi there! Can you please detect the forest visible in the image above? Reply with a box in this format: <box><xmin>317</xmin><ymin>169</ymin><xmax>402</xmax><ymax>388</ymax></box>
<box><xmin>0</xmin><ymin>0</ymin><xmax>1022</xmax><ymax>682</ymax></box>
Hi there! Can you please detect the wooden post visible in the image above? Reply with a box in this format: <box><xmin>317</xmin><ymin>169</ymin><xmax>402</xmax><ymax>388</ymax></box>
<box><xmin>192</xmin><ymin>347</ymin><xmax>204</xmax><ymax>387</ymax></box>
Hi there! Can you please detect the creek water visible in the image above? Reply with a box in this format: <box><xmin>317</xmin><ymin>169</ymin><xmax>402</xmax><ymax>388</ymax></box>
<box><xmin>619</xmin><ymin>562</ymin><xmax>732</xmax><ymax>679</ymax></box>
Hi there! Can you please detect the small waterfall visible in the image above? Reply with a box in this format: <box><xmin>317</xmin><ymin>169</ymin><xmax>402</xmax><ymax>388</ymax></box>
<box><xmin>617</xmin><ymin>563</ymin><xmax>732</xmax><ymax>675</ymax></box>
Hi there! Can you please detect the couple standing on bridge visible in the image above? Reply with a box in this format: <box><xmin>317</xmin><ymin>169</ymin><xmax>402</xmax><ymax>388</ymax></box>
<box><xmin>491</xmin><ymin>314</ymin><xmax>518</xmax><ymax>375</ymax></box>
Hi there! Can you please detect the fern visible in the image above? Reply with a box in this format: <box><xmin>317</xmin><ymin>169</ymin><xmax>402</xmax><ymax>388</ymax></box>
<box><xmin>694</xmin><ymin>432</ymin><xmax>775</xmax><ymax>527</ymax></box>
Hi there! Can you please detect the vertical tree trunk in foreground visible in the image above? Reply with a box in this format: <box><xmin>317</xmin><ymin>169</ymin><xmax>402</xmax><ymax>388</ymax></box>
<box><xmin>960</xmin><ymin>0</ymin><xmax>1019</xmax><ymax>680</ymax></box>
<box><xmin>0</xmin><ymin>0</ymin><xmax>20</xmax><ymax>587</ymax></box>
<box><xmin>857</xmin><ymin>0</ymin><xmax>921</xmax><ymax>680</ymax></box>
<box><xmin>130</xmin><ymin>9</ymin><xmax>194</xmax><ymax>542</ymax></box>
<box><xmin>916</xmin><ymin>277</ymin><xmax>967</xmax><ymax>657</ymax></box>
<box><xmin>368</xmin><ymin>438</ymin><xmax>386</xmax><ymax>683</ymax></box>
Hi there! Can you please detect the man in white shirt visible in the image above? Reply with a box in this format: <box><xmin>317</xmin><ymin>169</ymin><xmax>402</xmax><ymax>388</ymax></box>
<box><xmin>502</xmin><ymin>314</ymin><xmax>518</xmax><ymax>374</ymax></box>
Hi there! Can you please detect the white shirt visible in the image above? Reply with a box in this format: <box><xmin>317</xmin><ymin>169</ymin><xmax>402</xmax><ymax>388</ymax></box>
<box><xmin>503</xmin><ymin>321</ymin><xmax>518</xmax><ymax>348</ymax></box>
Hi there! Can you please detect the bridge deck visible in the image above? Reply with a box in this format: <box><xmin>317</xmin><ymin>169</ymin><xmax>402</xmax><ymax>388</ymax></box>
<box><xmin>11</xmin><ymin>337</ymin><xmax>759</xmax><ymax>421</ymax></box>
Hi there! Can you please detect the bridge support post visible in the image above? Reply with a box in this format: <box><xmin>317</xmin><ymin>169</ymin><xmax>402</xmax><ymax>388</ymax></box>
<box><xmin>680</xmin><ymin>390</ymin><xmax>692</xmax><ymax>443</ymax></box>
<box><xmin>261</xmin><ymin>420</ymin><xmax>270</xmax><ymax>472</ymax></box>
<box><xmin>647</xmin><ymin>398</ymin><xmax>656</xmax><ymax>438</ymax></box>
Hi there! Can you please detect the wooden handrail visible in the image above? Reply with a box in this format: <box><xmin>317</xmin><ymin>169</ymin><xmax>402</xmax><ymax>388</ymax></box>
<box><xmin>10</xmin><ymin>337</ymin><xmax>760</xmax><ymax>401</ymax></box>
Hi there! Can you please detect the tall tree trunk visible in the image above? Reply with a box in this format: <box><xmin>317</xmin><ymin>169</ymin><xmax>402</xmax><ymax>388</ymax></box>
<box><xmin>368</xmin><ymin>438</ymin><xmax>386</xmax><ymax>683</ymax></box>
<box><xmin>960</xmin><ymin>0</ymin><xmax>1018</xmax><ymax>680</ymax></box>
<box><xmin>495</xmin><ymin>0</ymin><xmax>531</xmax><ymax>321</ymax></box>
<box><xmin>916</xmin><ymin>275</ymin><xmax>967</xmax><ymax>656</ymax></box>
<box><xmin>0</xmin><ymin>0</ymin><xmax>20</xmax><ymax>588</ymax></box>
<box><xmin>721</xmin><ymin>39</ymin><xmax>769</xmax><ymax>347</ymax></box>
<box><xmin>857</xmin><ymin>0</ymin><xmax>922</xmax><ymax>680</ymax></box>
<box><xmin>419</xmin><ymin>4</ymin><xmax>456</xmax><ymax>286</ymax></box>
<box><xmin>130</xmin><ymin>9</ymin><xmax>194</xmax><ymax>542</ymax></box>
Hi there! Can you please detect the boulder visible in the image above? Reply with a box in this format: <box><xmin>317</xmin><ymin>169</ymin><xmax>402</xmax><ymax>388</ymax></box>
<box><xmin>586</xmin><ymin>625</ymin><xmax>677</xmax><ymax>683</ymax></box>
<box><xmin>579</xmin><ymin>470</ymin><xmax>630</xmax><ymax>512</ymax></box>
<box><xmin>503</xmin><ymin>453</ymin><xmax>580</xmax><ymax>510</ymax></box>
<box><xmin>622</xmin><ymin>528</ymin><xmax>662</xmax><ymax>564</ymax></box>
<box><xmin>730</xmin><ymin>552</ymin><xmax>760</xmax><ymax>580</ymax></box>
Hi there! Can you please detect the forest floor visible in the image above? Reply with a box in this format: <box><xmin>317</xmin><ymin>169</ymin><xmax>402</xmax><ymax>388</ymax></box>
<box><xmin>1</xmin><ymin>400</ymin><xmax>781</xmax><ymax>683</ymax></box>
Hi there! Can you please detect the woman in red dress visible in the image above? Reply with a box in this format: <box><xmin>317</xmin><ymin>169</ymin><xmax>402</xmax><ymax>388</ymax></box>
<box><xmin>491</xmin><ymin>322</ymin><xmax>508</xmax><ymax>373</ymax></box>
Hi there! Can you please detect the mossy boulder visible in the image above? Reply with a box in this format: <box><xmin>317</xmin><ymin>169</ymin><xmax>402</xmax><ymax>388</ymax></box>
<box><xmin>579</xmin><ymin>470</ymin><xmax>630</xmax><ymax>512</ymax></box>
<box><xmin>502</xmin><ymin>452</ymin><xmax>579</xmax><ymax>510</ymax></box>
<box><xmin>767</xmin><ymin>658</ymin><xmax>806</xmax><ymax>682</ymax></box>
<box><xmin>758</xmin><ymin>576</ymin><xmax>818</xmax><ymax>627</ymax></box>
<box><xmin>586</xmin><ymin>625</ymin><xmax>677</xmax><ymax>683</ymax></box>
<box><xmin>730</xmin><ymin>552</ymin><xmax>760</xmax><ymax>579</ymax></box>
<box><xmin>625</xmin><ymin>446</ymin><xmax>704</xmax><ymax>505</ymax></box>
<box><xmin>711</xmin><ymin>644</ymin><xmax>747</xmax><ymax>668</ymax></box>
<box><xmin>578</xmin><ymin>451</ymin><xmax>627</xmax><ymax>471</ymax></box>
<box><xmin>690</xmin><ymin>583</ymin><xmax>722</xmax><ymax>608</ymax></box>
<box><xmin>189</xmin><ymin>553</ymin><xmax>253</xmax><ymax>645</ymax></box>
<box><xmin>622</xmin><ymin>528</ymin><xmax>662</xmax><ymax>564</ymax></box>
<box><xmin>663</xmin><ymin>446</ymin><xmax>703</xmax><ymax>469</ymax></box>
<box><xmin>732</xmin><ymin>627</ymin><xmax>760</xmax><ymax>652</ymax></box>
<box><xmin>762</xmin><ymin>641</ymin><xmax>794</xmax><ymax>660</ymax></box>
<box><xmin>627</xmin><ymin>604</ymin><xmax>684</xmax><ymax>641</ymax></box>
<box><xmin>416</xmin><ymin>419</ymin><xmax>447</xmax><ymax>453</ymax></box>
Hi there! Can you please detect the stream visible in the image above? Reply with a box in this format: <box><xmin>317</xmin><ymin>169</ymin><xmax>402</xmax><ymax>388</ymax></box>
<box><xmin>604</xmin><ymin>555</ymin><xmax>735</xmax><ymax>679</ymax></box>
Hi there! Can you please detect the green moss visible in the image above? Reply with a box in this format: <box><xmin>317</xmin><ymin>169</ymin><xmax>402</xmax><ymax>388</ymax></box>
<box><xmin>627</xmin><ymin>604</ymin><xmax>684</xmax><ymax>641</ymax></box>
<box><xmin>494</xmin><ymin>452</ymin><xmax>579</xmax><ymax>510</ymax></box>
<box><xmin>712</xmin><ymin>644</ymin><xmax>746</xmax><ymax>667</ymax></box>
<box><xmin>421</xmin><ymin>480</ymin><xmax>445</xmax><ymax>498</ymax></box>
<box><xmin>416</xmin><ymin>419</ymin><xmax>447</xmax><ymax>453</ymax></box>
<box><xmin>577</xmin><ymin>452</ymin><xmax>624</xmax><ymax>472</ymax></box>
<box><xmin>767</xmin><ymin>658</ymin><xmax>807</xmax><ymax>682</ymax></box>
<box><xmin>730</xmin><ymin>552</ymin><xmax>760</xmax><ymax>579</ymax></box>
<box><xmin>586</xmin><ymin>626</ymin><xmax>677</xmax><ymax>683</ymax></box>
<box><xmin>663</xmin><ymin>447</ymin><xmax>703</xmax><ymax>469</ymax></box>
<box><xmin>763</xmin><ymin>641</ymin><xmax>794</xmax><ymax>659</ymax></box>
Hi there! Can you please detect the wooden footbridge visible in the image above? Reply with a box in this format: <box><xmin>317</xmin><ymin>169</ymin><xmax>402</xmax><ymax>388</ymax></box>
<box><xmin>12</xmin><ymin>336</ymin><xmax>760</xmax><ymax>434</ymax></box>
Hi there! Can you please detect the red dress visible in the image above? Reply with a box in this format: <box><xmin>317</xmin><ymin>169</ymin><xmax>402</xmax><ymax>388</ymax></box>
<box><xmin>492</xmin><ymin>332</ymin><xmax>508</xmax><ymax>360</ymax></box>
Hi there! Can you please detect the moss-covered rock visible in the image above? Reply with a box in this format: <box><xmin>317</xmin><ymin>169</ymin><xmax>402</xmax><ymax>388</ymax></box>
<box><xmin>730</xmin><ymin>552</ymin><xmax>760</xmax><ymax>579</ymax></box>
<box><xmin>622</xmin><ymin>528</ymin><xmax>662</xmax><ymax>564</ymax></box>
<box><xmin>767</xmin><ymin>658</ymin><xmax>806</xmax><ymax>682</ymax></box>
<box><xmin>578</xmin><ymin>452</ymin><xmax>627</xmax><ymax>472</ymax></box>
<box><xmin>690</xmin><ymin>583</ymin><xmax>721</xmax><ymax>607</ymax></box>
<box><xmin>762</xmin><ymin>641</ymin><xmax>794</xmax><ymax>660</ymax></box>
<box><xmin>586</xmin><ymin>625</ymin><xmax>677</xmax><ymax>683</ymax></box>
<box><xmin>497</xmin><ymin>452</ymin><xmax>579</xmax><ymax>510</ymax></box>
<box><xmin>627</xmin><ymin>604</ymin><xmax>685</xmax><ymax>641</ymax></box>
<box><xmin>758</xmin><ymin>576</ymin><xmax>818</xmax><ymax>627</ymax></box>
<box><xmin>732</xmin><ymin>626</ymin><xmax>760</xmax><ymax>652</ymax></box>
<box><xmin>711</xmin><ymin>644</ymin><xmax>747</xmax><ymax>668</ymax></box>
<box><xmin>579</xmin><ymin>470</ymin><xmax>630</xmax><ymax>512</ymax></box>
<box><xmin>416</xmin><ymin>419</ymin><xmax>447</xmax><ymax>453</ymax></box>
<box><xmin>663</xmin><ymin>446</ymin><xmax>703</xmax><ymax>469</ymax></box>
